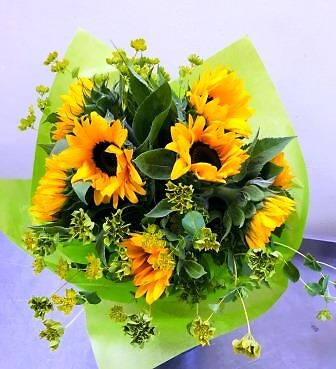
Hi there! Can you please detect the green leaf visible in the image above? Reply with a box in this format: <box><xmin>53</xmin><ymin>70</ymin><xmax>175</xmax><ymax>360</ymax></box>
<box><xmin>246</xmin><ymin>177</ymin><xmax>275</xmax><ymax>188</ymax></box>
<box><xmin>128</xmin><ymin>67</ymin><xmax>152</xmax><ymax>105</ymax></box>
<box><xmin>145</xmin><ymin>199</ymin><xmax>173</xmax><ymax>218</ymax></box>
<box><xmin>72</xmin><ymin>181</ymin><xmax>91</xmax><ymax>204</ymax></box>
<box><xmin>228</xmin><ymin>206</ymin><xmax>245</xmax><ymax>228</ymax></box>
<box><xmin>247</xmin><ymin>136</ymin><xmax>294</xmax><ymax>176</ymax></box>
<box><xmin>243</xmin><ymin>185</ymin><xmax>265</xmax><ymax>202</ymax></box>
<box><xmin>133</xmin><ymin>149</ymin><xmax>176</xmax><ymax>180</ymax></box>
<box><xmin>243</xmin><ymin>202</ymin><xmax>257</xmax><ymax>219</ymax></box>
<box><xmin>222</xmin><ymin>213</ymin><xmax>232</xmax><ymax>239</ymax></box>
<box><xmin>319</xmin><ymin>275</ymin><xmax>329</xmax><ymax>295</ymax></box>
<box><xmin>133</xmin><ymin>82</ymin><xmax>172</xmax><ymax>144</ymax></box>
<box><xmin>305</xmin><ymin>282</ymin><xmax>321</xmax><ymax>296</ymax></box>
<box><xmin>184</xmin><ymin>260</ymin><xmax>207</xmax><ymax>279</ymax></box>
<box><xmin>38</xmin><ymin>143</ymin><xmax>54</xmax><ymax>155</ymax></box>
<box><xmin>51</xmin><ymin>138</ymin><xmax>68</xmax><ymax>155</ymax></box>
<box><xmin>182</xmin><ymin>211</ymin><xmax>205</xmax><ymax>236</ymax></box>
<box><xmin>283</xmin><ymin>261</ymin><xmax>300</xmax><ymax>282</ymax></box>
<box><xmin>79</xmin><ymin>291</ymin><xmax>102</xmax><ymax>305</ymax></box>
<box><xmin>43</xmin><ymin>112</ymin><xmax>58</xmax><ymax>124</ymax></box>
<box><xmin>227</xmin><ymin>250</ymin><xmax>235</xmax><ymax>275</ymax></box>
<box><xmin>304</xmin><ymin>253</ymin><xmax>322</xmax><ymax>272</ymax></box>
<box><xmin>135</xmin><ymin>105</ymin><xmax>172</xmax><ymax>155</ymax></box>
<box><xmin>95</xmin><ymin>231</ymin><xmax>107</xmax><ymax>266</ymax></box>
<box><xmin>261</xmin><ymin>162</ymin><xmax>283</xmax><ymax>180</ymax></box>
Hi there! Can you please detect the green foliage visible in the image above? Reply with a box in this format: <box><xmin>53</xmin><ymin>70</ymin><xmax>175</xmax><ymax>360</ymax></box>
<box><xmin>133</xmin><ymin>149</ymin><xmax>176</xmax><ymax>179</ymax></box>
<box><xmin>182</xmin><ymin>211</ymin><xmax>205</xmax><ymax>236</ymax></box>
<box><xmin>247</xmin><ymin>136</ymin><xmax>294</xmax><ymax>177</ymax></box>
<box><xmin>305</xmin><ymin>276</ymin><xmax>329</xmax><ymax>297</ymax></box>
<box><xmin>303</xmin><ymin>253</ymin><xmax>322</xmax><ymax>272</ymax></box>
<box><xmin>133</xmin><ymin>82</ymin><xmax>172</xmax><ymax>146</ymax></box>
<box><xmin>184</xmin><ymin>260</ymin><xmax>207</xmax><ymax>279</ymax></box>
<box><xmin>243</xmin><ymin>185</ymin><xmax>265</xmax><ymax>202</ymax></box>
<box><xmin>145</xmin><ymin>199</ymin><xmax>173</xmax><ymax>218</ymax></box>
<box><xmin>228</xmin><ymin>206</ymin><xmax>245</xmax><ymax>228</ymax></box>
<box><xmin>283</xmin><ymin>261</ymin><xmax>300</xmax><ymax>282</ymax></box>
<box><xmin>79</xmin><ymin>291</ymin><xmax>102</xmax><ymax>305</ymax></box>
<box><xmin>128</xmin><ymin>67</ymin><xmax>152</xmax><ymax>105</ymax></box>
<box><xmin>72</xmin><ymin>182</ymin><xmax>91</xmax><ymax>204</ymax></box>
<box><xmin>51</xmin><ymin>139</ymin><xmax>68</xmax><ymax>155</ymax></box>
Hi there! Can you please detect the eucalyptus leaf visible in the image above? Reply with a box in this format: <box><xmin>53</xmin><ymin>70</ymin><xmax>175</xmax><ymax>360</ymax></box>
<box><xmin>51</xmin><ymin>139</ymin><xmax>69</xmax><ymax>155</ymax></box>
<box><xmin>182</xmin><ymin>211</ymin><xmax>205</xmax><ymax>236</ymax></box>
<box><xmin>145</xmin><ymin>199</ymin><xmax>173</xmax><ymax>218</ymax></box>
<box><xmin>184</xmin><ymin>260</ymin><xmax>207</xmax><ymax>279</ymax></box>
<box><xmin>72</xmin><ymin>181</ymin><xmax>91</xmax><ymax>204</ymax></box>
<box><xmin>133</xmin><ymin>149</ymin><xmax>176</xmax><ymax>180</ymax></box>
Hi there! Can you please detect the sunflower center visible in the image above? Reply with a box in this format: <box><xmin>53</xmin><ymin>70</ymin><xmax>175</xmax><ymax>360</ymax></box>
<box><xmin>92</xmin><ymin>141</ymin><xmax>117</xmax><ymax>176</ymax></box>
<box><xmin>190</xmin><ymin>142</ymin><xmax>221</xmax><ymax>169</ymax></box>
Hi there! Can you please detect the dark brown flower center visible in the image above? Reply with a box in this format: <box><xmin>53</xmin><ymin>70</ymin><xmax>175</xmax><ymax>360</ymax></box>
<box><xmin>93</xmin><ymin>141</ymin><xmax>117</xmax><ymax>176</ymax></box>
<box><xmin>190</xmin><ymin>142</ymin><xmax>221</xmax><ymax>169</ymax></box>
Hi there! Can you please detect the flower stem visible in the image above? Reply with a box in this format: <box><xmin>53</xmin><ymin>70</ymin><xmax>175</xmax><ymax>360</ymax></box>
<box><xmin>273</xmin><ymin>241</ymin><xmax>336</xmax><ymax>272</ymax></box>
<box><xmin>65</xmin><ymin>309</ymin><xmax>84</xmax><ymax>329</ymax></box>
<box><xmin>238</xmin><ymin>291</ymin><xmax>251</xmax><ymax>334</ymax></box>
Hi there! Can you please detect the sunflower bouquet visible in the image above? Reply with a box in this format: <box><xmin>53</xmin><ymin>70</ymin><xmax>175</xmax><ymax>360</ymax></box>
<box><xmin>0</xmin><ymin>31</ymin><xmax>314</xmax><ymax>368</ymax></box>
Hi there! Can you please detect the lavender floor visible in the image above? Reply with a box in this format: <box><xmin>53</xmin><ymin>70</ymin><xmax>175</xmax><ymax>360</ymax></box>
<box><xmin>1</xmin><ymin>233</ymin><xmax>335</xmax><ymax>369</ymax></box>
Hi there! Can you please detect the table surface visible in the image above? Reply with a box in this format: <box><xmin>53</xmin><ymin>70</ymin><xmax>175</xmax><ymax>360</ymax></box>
<box><xmin>1</xmin><ymin>233</ymin><xmax>336</xmax><ymax>369</ymax></box>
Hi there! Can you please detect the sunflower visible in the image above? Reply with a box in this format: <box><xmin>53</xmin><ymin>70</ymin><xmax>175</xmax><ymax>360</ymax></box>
<box><xmin>30</xmin><ymin>155</ymin><xmax>68</xmax><ymax>222</ymax></box>
<box><xmin>52</xmin><ymin>78</ymin><xmax>94</xmax><ymax>141</ymax></box>
<box><xmin>271</xmin><ymin>152</ymin><xmax>293</xmax><ymax>189</ymax></box>
<box><xmin>245</xmin><ymin>195</ymin><xmax>295</xmax><ymax>249</ymax></box>
<box><xmin>58</xmin><ymin>112</ymin><xmax>146</xmax><ymax>208</ymax></box>
<box><xmin>122</xmin><ymin>226</ymin><xmax>174</xmax><ymax>305</ymax></box>
<box><xmin>188</xmin><ymin>66</ymin><xmax>253</xmax><ymax>137</ymax></box>
<box><xmin>165</xmin><ymin>115</ymin><xmax>249</xmax><ymax>182</ymax></box>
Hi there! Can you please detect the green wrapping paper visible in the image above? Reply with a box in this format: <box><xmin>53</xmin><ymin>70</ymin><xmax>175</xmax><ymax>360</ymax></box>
<box><xmin>0</xmin><ymin>30</ymin><xmax>308</xmax><ymax>368</ymax></box>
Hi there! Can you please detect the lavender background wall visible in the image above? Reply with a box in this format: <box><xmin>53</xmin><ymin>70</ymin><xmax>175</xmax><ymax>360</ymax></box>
<box><xmin>0</xmin><ymin>1</ymin><xmax>335</xmax><ymax>236</ymax></box>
